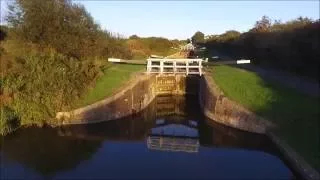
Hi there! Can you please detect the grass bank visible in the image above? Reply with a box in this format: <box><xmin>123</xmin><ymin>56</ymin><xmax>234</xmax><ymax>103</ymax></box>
<box><xmin>210</xmin><ymin>65</ymin><xmax>319</xmax><ymax>170</ymax></box>
<box><xmin>76</xmin><ymin>63</ymin><xmax>144</xmax><ymax>107</ymax></box>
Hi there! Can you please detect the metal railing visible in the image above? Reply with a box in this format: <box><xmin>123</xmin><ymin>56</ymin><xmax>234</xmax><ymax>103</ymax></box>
<box><xmin>146</xmin><ymin>58</ymin><xmax>203</xmax><ymax>76</ymax></box>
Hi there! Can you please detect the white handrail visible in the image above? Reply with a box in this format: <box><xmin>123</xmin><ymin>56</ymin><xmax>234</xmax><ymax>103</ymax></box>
<box><xmin>146</xmin><ymin>58</ymin><xmax>203</xmax><ymax>76</ymax></box>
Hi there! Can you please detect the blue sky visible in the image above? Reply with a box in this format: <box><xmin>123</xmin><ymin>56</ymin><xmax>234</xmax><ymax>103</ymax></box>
<box><xmin>1</xmin><ymin>0</ymin><xmax>319</xmax><ymax>39</ymax></box>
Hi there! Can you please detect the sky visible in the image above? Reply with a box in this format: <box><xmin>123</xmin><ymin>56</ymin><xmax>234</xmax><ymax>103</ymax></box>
<box><xmin>1</xmin><ymin>0</ymin><xmax>319</xmax><ymax>40</ymax></box>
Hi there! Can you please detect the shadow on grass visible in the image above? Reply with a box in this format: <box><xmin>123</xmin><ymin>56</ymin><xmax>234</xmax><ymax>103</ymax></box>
<box><xmin>211</xmin><ymin>64</ymin><xmax>319</xmax><ymax>171</ymax></box>
<box><xmin>204</xmin><ymin>43</ymin><xmax>319</xmax><ymax>97</ymax></box>
<box><xmin>254</xmin><ymin>76</ymin><xmax>320</xmax><ymax>172</ymax></box>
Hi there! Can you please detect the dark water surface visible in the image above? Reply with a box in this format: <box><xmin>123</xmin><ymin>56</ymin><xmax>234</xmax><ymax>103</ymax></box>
<box><xmin>0</xmin><ymin>95</ymin><xmax>294</xmax><ymax>179</ymax></box>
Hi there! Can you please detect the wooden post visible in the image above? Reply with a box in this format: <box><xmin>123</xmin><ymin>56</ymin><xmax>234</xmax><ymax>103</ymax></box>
<box><xmin>173</xmin><ymin>60</ymin><xmax>177</xmax><ymax>74</ymax></box>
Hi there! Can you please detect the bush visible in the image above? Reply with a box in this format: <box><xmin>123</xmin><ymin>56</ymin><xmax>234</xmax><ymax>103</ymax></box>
<box><xmin>0</xmin><ymin>106</ymin><xmax>20</xmax><ymax>135</ymax></box>
<box><xmin>6</xmin><ymin>0</ymin><xmax>131</xmax><ymax>60</ymax></box>
<box><xmin>3</xmin><ymin>51</ymin><xmax>107</xmax><ymax>126</ymax></box>
<box><xmin>191</xmin><ymin>31</ymin><xmax>205</xmax><ymax>44</ymax></box>
<box><xmin>0</xmin><ymin>0</ymin><xmax>134</xmax><ymax>133</ymax></box>
<box><xmin>125</xmin><ymin>37</ymin><xmax>180</xmax><ymax>59</ymax></box>
<box><xmin>206</xmin><ymin>16</ymin><xmax>320</xmax><ymax>78</ymax></box>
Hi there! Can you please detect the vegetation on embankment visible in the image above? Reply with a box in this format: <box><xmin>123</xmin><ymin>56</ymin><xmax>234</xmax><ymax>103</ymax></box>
<box><xmin>205</xmin><ymin>16</ymin><xmax>320</xmax><ymax>79</ymax></box>
<box><xmin>0</xmin><ymin>0</ymin><xmax>133</xmax><ymax>135</ymax></box>
<box><xmin>210</xmin><ymin>65</ymin><xmax>319</xmax><ymax>170</ymax></box>
<box><xmin>126</xmin><ymin>35</ymin><xmax>184</xmax><ymax>59</ymax></box>
<box><xmin>75</xmin><ymin>63</ymin><xmax>144</xmax><ymax>108</ymax></box>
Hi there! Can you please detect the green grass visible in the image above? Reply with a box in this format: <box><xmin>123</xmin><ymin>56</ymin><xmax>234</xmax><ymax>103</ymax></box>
<box><xmin>211</xmin><ymin>65</ymin><xmax>320</xmax><ymax>170</ymax></box>
<box><xmin>76</xmin><ymin>63</ymin><xmax>144</xmax><ymax>107</ymax></box>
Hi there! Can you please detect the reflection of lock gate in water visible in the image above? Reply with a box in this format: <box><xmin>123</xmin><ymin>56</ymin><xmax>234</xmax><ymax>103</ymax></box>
<box><xmin>147</xmin><ymin>136</ymin><xmax>199</xmax><ymax>153</ymax></box>
<box><xmin>151</xmin><ymin>95</ymin><xmax>199</xmax><ymax>153</ymax></box>
<box><xmin>155</xmin><ymin>95</ymin><xmax>186</xmax><ymax>117</ymax></box>
<box><xmin>147</xmin><ymin>118</ymin><xmax>199</xmax><ymax>153</ymax></box>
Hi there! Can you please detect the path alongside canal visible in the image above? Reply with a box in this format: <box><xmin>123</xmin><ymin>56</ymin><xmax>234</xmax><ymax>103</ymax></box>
<box><xmin>208</xmin><ymin>64</ymin><xmax>319</xmax><ymax>172</ymax></box>
<box><xmin>73</xmin><ymin>63</ymin><xmax>144</xmax><ymax>109</ymax></box>
<box><xmin>207</xmin><ymin>49</ymin><xmax>319</xmax><ymax>97</ymax></box>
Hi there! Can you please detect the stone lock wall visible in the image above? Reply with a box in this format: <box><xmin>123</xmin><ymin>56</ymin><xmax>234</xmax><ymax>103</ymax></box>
<box><xmin>56</xmin><ymin>74</ymin><xmax>194</xmax><ymax>125</ymax></box>
<box><xmin>56</xmin><ymin>72</ymin><xmax>273</xmax><ymax>133</ymax></box>
<box><xmin>56</xmin><ymin>73</ymin><xmax>157</xmax><ymax>125</ymax></box>
<box><xmin>198</xmin><ymin>74</ymin><xmax>320</xmax><ymax>179</ymax></box>
<box><xmin>55</xmin><ymin>71</ymin><xmax>320</xmax><ymax>179</ymax></box>
<box><xmin>198</xmin><ymin>74</ymin><xmax>275</xmax><ymax>134</ymax></box>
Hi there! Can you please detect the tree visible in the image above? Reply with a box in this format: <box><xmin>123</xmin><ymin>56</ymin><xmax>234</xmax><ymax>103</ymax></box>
<box><xmin>221</xmin><ymin>30</ymin><xmax>241</xmax><ymax>42</ymax></box>
<box><xmin>191</xmin><ymin>31</ymin><xmax>204</xmax><ymax>44</ymax></box>
<box><xmin>129</xmin><ymin>35</ymin><xmax>139</xmax><ymax>39</ymax></box>
<box><xmin>1</xmin><ymin>0</ymin><xmax>133</xmax><ymax>130</ymax></box>
<box><xmin>252</xmin><ymin>15</ymin><xmax>272</xmax><ymax>32</ymax></box>
<box><xmin>5</xmin><ymin>0</ymin><xmax>104</xmax><ymax>59</ymax></box>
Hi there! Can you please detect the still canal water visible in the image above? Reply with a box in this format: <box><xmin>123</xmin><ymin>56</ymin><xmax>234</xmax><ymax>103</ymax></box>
<box><xmin>0</xmin><ymin>95</ymin><xmax>294</xmax><ymax>179</ymax></box>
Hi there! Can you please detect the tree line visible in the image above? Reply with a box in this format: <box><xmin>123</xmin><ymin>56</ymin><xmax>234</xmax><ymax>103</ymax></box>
<box><xmin>204</xmin><ymin>16</ymin><xmax>320</xmax><ymax>79</ymax></box>
<box><xmin>0</xmin><ymin>0</ymin><xmax>188</xmax><ymax>135</ymax></box>
<box><xmin>0</xmin><ymin>0</ymin><xmax>130</xmax><ymax>135</ymax></box>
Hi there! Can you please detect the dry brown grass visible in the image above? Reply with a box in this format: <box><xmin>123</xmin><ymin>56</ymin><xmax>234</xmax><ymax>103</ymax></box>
<box><xmin>165</xmin><ymin>50</ymin><xmax>190</xmax><ymax>59</ymax></box>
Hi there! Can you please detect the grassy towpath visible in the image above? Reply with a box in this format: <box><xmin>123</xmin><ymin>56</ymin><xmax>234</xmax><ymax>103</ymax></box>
<box><xmin>76</xmin><ymin>63</ymin><xmax>144</xmax><ymax>107</ymax></box>
<box><xmin>210</xmin><ymin>65</ymin><xmax>319</xmax><ymax>171</ymax></box>
<box><xmin>205</xmin><ymin>48</ymin><xmax>319</xmax><ymax>97</ymax></box>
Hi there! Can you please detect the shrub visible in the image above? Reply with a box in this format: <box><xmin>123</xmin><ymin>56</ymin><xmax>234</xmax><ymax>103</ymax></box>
<box><xmin>0</xmin><ymin>0</ymin><xmax>134</xmax><ymax>133</ymax></box>
<box><xmin>206</xmin><ymin>16</ymin><xmax>320</xmax><ymax>78</ymax></box>
<box><xmin>0</xmin><ymin>106</ymin><xmax>20</xmax><ymax>135</ymax></box>
<box><xmin>125</xmin><ymin>37</ymin><xmax>180</xmax><ymax>58</ymax></box>
<box><xmin>3</xmin><ymin>51</ymin><xmax>107</xmax><ymax>126</ymax></box>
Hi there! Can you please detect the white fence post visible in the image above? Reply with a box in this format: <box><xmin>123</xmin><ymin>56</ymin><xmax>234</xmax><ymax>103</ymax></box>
<box><xmin>186</xmin><ymin>60</ymin><xmax>189</xmax><ymax>75</ymax></box>
<box><xmin>147</xmin><ymin>59</ymin><xmax>151</xmax><ymax>74</ymax></box>
<box><xmin>199</xmin><ymin>60</ymin><xmax>202</xmax><ymax>76</ymax></box>
<box><xmin>160</xmin><ymin>60</ymin><xmax>164</xmax><ymax>74</ymax></box>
